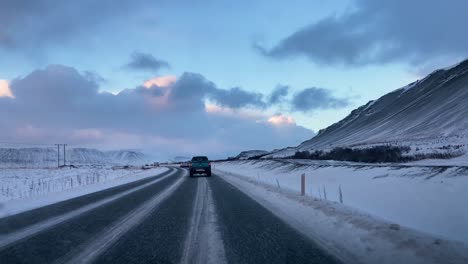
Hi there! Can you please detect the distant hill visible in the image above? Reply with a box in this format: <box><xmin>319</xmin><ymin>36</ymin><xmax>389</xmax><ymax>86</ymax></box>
<box><xmin>0</xmin><ymin>147</ymin><xmax>149</xmax><ymax>167</ymax></box>
<box><xmin>234</xmin><ymin>150</ymin><xmax>269</xmax><ymax>160</ymax></box>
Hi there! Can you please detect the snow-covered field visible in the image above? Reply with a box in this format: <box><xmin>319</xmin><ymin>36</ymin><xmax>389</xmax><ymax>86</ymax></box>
<box><xmin>0</xmin><ymin>166</ymin><xmax>168</xmax><ymax>218</ymax></box>
<box><xmin>214</xmin><ymin>160</ymin><xmax>468</xmax><ymax>245</ymax></box>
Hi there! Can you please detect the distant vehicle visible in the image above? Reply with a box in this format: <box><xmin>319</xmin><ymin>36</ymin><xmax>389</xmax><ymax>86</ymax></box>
<box><xmin>190</xmin><ymin>156</ymin><xmax>211</xmax><ymax>177</ymax></box>
<box><xmin>153</xmin><ymin>162</ymin><xmax>160</xmax><ymax>167</ymax></box>
<box><xmin>142</xmin><ymin>164</ymin><xmax>152</xmax><ymax>170</ymax></box>
<box><xmin>180</xmin><ymin>162</ymin><xmax>190</xmax><ymax>168</ymax></box>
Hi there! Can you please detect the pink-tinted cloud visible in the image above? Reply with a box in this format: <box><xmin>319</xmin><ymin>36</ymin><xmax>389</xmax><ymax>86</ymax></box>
<box><xmin>143</xmin><ymin>76</ymin><xmax>176</xmax><ymax>88</ymax></box>
<box><xmin>0</xmin><ymin>80</ymin><xmax>13</xmax><ymax>98</ymax></box>
<box><xmin>268</xmin><ymin>114</ymin><xmax>295</xmax><ymax>126</ymax></box>
<box><xmin>141</xmin><ymin>76</ymin><xmax>176</xmax><ymax>109</ymax></box>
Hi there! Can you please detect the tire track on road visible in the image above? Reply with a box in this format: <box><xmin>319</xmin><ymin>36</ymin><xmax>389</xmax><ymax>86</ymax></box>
<box><xmin>62</xmin><ymin>171</ymin><xmax>187</xmax><ymax>264</ymax></box>
<box><xmin>181</xmin><ymin>177</ymin><xmax>227</xmax><ymax>264</ymax></box>
<box><xmin>92</xmin><ymin>171</ymin><xmax>197</xmax><ymax>264</ymax></box>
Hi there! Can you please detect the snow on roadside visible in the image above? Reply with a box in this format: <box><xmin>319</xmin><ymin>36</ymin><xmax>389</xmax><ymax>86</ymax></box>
<box><xmin>215</xmin><ymin>167</ymin><xmax>468</xmax><ymax>264</ymax></box>
<box><xmin>0</xmin><ymin>167</ymin><xmax>169</xmax><ymax>218</ymax></box>
<box><xmin>213</xmin><ymin>160</ymin><xmax>468</xmax><ymax>245</ymax></box>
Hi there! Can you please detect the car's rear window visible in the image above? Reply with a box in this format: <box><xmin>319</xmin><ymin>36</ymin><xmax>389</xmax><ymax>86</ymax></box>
<box><xmin>192</xmin><ymin>156</ymin><xmax>208</xmax><ymax>161</ymax></box>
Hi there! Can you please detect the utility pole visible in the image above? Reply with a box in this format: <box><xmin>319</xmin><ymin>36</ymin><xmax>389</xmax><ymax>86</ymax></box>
<box><xmin>56</xmin><ymin>144</ymin><xmax>61</xmax><ymax>168</ymax></box>
<box><xmin>63</xmin><ymin>144</ymin><xmax>67</xmax><ymax>166</ymax></box>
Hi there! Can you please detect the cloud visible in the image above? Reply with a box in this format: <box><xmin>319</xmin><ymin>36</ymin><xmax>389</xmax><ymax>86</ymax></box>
<box><xmin>259</xmin><ymin>0</ymin><xmax>468</xmax><ymax>67</ymax></box>
<box><xmin>164</xmin><ymin>72</ymin><xmax>349</xmax><ymax>112</ymax></box>
<box><xmin>9</xmin><ymin>65</ymin><xmax>98</xmax><ymax>105</ymax></box>
<box><xmin>166</xmin><ymin>73</ymin><xmax>269</xmax><ymax>110</ymax></box>
<box><xmin>208</xmin><ymin>87</ymin><xmax>266</xmax><ymax>109</ymax></box>
<box><xmin>268</xmin><ymin>85</ymin><xmax>289</xmax><ymax>104</ymax></box>
<box><xmin>143</xmin><ymin>76</ymin><xmax>176</xmax><ymax>88</ymax></box>
<box><xmin>124</xmin><ymin>52</ymin><xmax>170</xmax><ymax>72</ymax></box>
<box><xmin>291</xmin><ymin>87</ymin><xmax>350</xmax><ymax>112</ymax></box>
<box><xmin>71</xmin><ymin>128</ymin><xmax>104</xmax><ymax>141</ymax></box>
<box><xmin>268</xmin><ymin>114</ymin><xmax>295</xmax><ymax>126</ymax></box>
<box><xmin>0</xmin><ymin>65</ymin><xmax>314</xmax><ymax>158</ymax></box>
<box><xmin>0</xmin><ymin>80</ymin><xmax>13</xmax><ymax>98</ymax></box>
<box><xmin>0</xmin><ymin>0</ymin><xmax>149</xmax><ymax>50</ymax></box>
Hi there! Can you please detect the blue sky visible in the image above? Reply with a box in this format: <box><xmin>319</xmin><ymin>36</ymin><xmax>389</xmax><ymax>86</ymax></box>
<box><xmin>1</xmin><ymin>0</ymin><xmax>467</xmax><ymax>158</ymax></box>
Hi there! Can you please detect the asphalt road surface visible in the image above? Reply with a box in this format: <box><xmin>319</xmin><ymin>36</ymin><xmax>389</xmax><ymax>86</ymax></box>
<box><xmin>0</xmin><ymin>167</ymin><xmax>341</xmax><ymax>264</ymax></box>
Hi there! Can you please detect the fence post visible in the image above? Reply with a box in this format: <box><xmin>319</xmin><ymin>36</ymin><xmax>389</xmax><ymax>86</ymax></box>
<box><xmin>301</xmin><ymin>173</ymin><xmax>305</xmax><ymax>196</ymax></box>
<box><xmin>339</xmin><ymin>185</ymin><xmax>343</xmax><ymax>204</ymax></box>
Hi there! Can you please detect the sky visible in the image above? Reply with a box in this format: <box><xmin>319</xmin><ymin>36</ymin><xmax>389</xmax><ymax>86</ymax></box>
<box><xmin>1</xmin><ymin>0</ymin><xmax>468</xmax><ymax>159</ymax></box>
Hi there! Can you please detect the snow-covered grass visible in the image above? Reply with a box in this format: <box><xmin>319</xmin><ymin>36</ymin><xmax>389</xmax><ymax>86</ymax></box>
<box><xmin>213</xmin><ymin>160</ymin><xmax>468</xmax><ymax>245</ymax></box>
<box><xmin>216</xmin><ymin>169</ymin><xmax>468</xmax><ymax>264</ymax></box>
<box><xmin>0</xmin><ymin>166</ymin><xmax>168</xmax><ymax>218</ymax></box>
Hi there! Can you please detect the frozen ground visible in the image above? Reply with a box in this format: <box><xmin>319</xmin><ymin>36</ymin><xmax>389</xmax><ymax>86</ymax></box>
<box><xmin>0</xmin><ymin>166</ymin><xmax>168</xmax><ymax>218</ymax></box>
<box><xmin>214</xmin><ymin>160</ymin><xmax>468</xmax><ymax>245</ymax></box>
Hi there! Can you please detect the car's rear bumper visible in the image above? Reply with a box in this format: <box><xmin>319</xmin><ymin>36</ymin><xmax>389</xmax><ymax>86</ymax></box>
<box><xmin>190</xmin><ymin>167</ymin><xmax>211</xmax><ymax>174</ymax></box>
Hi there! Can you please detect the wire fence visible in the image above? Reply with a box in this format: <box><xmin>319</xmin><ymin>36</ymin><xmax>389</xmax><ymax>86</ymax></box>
<box><xmin>0</xmin><ymin>142</ymin><xmax>157</xmax><ymax>202</ymax></box>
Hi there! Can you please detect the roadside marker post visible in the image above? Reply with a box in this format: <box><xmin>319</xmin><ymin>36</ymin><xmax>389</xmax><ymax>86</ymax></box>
<box><xmin>301</xmin><ymin>173</ymin><xmax>305</xmax><ymax>196</ymax></box>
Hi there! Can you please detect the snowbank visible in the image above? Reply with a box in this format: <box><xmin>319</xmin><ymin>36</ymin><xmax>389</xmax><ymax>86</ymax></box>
<box><xmin>213</xmin><ymin>160</ymin><xmax>468</xmax><ymax>245</ymax></box>
<box><xmin>215</xmin><ymin>163</ymin><xmax>468</xmax><ymax>264</ymax></box>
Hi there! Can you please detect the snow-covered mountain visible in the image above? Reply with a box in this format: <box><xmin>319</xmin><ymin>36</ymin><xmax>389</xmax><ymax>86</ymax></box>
<box><xmin>0</xmin><ymin>148</ymin><xmax>149</xmax><ymax>167</ymax></box>
<box><xmin>0</xmin><ymin>147</ymin><xmax>57</xmax><ymax>166</ymax></box>
<box><xmin>106</xmin><ymin>150</ymin><xmax>147</xmax><ymax>164</ymax></box>
<box><xmin>234</xmin><ymin>150</ymin><xmax>269</xmax><ymax>160</ymax></box>
<box><xmin>267</xmin><ymin>59</ymin><xmax>468</xmax><ymax>159</ymax></box>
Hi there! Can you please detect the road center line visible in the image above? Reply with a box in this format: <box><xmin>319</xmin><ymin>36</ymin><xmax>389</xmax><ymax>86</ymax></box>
<box><xmin>62</xmin><ymin>170</ymin><xmax>187</xmax><ymax>264</ymax></box>
<box><xmin>0</xmin><ymin>168</ymin><xmax>177</xmax><ymax>250</ymax></box>
<box><xmin>181</xmin><ymin>177</ymin><xmax>227</xmax><ymax>264</ymax></box>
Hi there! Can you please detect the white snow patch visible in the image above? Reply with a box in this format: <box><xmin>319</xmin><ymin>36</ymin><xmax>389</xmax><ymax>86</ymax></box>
<box><xmin>216</xmin><ymin>167</ymin><xmax>468</xmax><ymax>264</ymax></box>
<box><xmin>214</xmin><ymin>160</ymin><xmax>468</xmax><ymax>245</ymax></box>
<box><xmin>0</xmin><ymin>167</ymin><xmax>169</xmax><ymax>218</ymax></box>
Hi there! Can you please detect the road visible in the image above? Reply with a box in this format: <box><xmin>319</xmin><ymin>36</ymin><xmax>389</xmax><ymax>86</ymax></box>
<box><xmin>0</xmin><ymin>167</ymin><xmax>341</xmax><ymax>264</ymax></box>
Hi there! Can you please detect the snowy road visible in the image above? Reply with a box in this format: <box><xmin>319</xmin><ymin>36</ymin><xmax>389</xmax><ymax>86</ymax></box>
<box><xmin>0</xmin><ymin>167</ymin><xmax>340</xmax><ymax>264</ymax></box>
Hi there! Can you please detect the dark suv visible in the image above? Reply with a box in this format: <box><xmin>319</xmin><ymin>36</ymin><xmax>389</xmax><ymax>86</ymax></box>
<box><xmin>189</xmin><ymin>156</ymin><xmax>211</xmax><ymax>177</ymax></box>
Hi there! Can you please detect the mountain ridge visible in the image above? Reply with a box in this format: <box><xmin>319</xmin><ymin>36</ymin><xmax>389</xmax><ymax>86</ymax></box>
<box><xmin>266</xmin><ymin>59</ymin><xmax>468</xmax><ymax>159</ymax></box>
